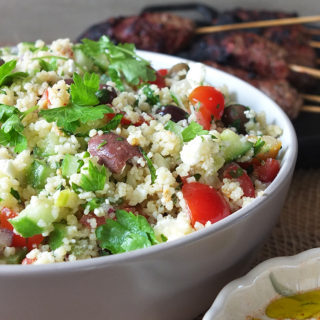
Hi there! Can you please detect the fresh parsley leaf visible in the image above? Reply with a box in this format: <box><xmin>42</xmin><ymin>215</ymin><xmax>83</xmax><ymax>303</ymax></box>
<box><xmin>40</xmin><ymin>72</ymin><xmax>113</xmax><ymax>133</ymax></box>
<box><xmin>85</xmin><ymin>197</ymin><xmax>105</xmax><ymax>212</ymax></box>
<box><xmin>160</xmin><ymin>234</ymin><xmax>168</xmax><ymax>242</ymax></box>
<box><xmin>71</xmin><ymin>72</ymin><xmax>100</xmax><ymax>106</ymax></box>
<box><xmin>97</xmin><ymin>141</ymin><xmax>107</xmax><ymax>150</ymax></box>
<box><xmin>139</xmin><ymin>147</ymin><xmax>157</xmax><ymax>185</ymax></box>
<box><xmin>170</xmin><ymin>92</ymin><xmax>179</xmax><ymax>105</ymax></box>
<box><xmin>38</xmin><ymin>58</ymin><xmax>58</xmax><ymax>71</ymax></box>
<box><xmin>79</xmin><ymin>160</ymin><xmax>107</xmax><ymax>192</ymax></box>
<box><xmin>49</xmin><ymin>223</ymin><xmax>67</xmax><ymax>250</ymax></box>
<box><xmin>78</xmin><ymin>36</ymin><xmax>156</xmax><ymax>89</ymax></box>
<box><xmin>10</xmin><ymin>188</ymin><xmax>21</xmax><ymax>201</ymax></box>
<box><xmin>100</xmin><ymin>113</ymin><xmax>123</xmax><ymax>132</ymax></box>
<box><xmin>71</xmin><ymin>182</ymin><xmax>82</xmax><ymax>194</ymax></box>
<box><xmin>194</xmin><ymin>173</ymin><xmax>201</xmax><ymax>181</ymax></box>
<box><xmin>142</xmin><ymin>85</ymin><xmax>160</xmax><ymax>106</ymax></box>
<box><xmin>181</xmin><ymin>121</ymin><xmax>209</xmax><ymax>142</ymax></box>
<box><xmin>229</xmin><ymin>167</ymin><xmax>244</xmax><ymax>179</ymax></box>
<box><xmin>0</xmin><ymin>104</ymin><xmax>28</xmax><ymax>152</ymax></box>
<box><xmin>164</xmin><ymin>120</ymin><xmax>183</xmax><ymax>139</ymax></box>
<box><xmin>253</xmin><ymin>138</ymin><xmax>266</xmax><ymax>156</ymax></box>
<box><xmin>77</xmin><ymin>38</ymin><xmax>109</xmax><ymax>72</ymax></box>
<box><xmin>22</xmin><ymin>42</ymin><xmax>49</xmax><ymax>53</ymax></box>
<box><xmin>39</xmin><ymin>104</ymin><xmax>113</xmax><ymax>133</ymax></box>
<box><xmin>96</xmin><ymin>209</ymin><xmax>159</xmax><ymax>254</ymax></box>
<box><xmin>0</xmin><ymin>60</ymin><xmax>28</xmax><ymax>87</ymax></box>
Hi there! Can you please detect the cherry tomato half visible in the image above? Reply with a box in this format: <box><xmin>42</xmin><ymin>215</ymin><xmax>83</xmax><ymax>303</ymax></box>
<box><xmin>0</xmin><ymin>207</ymin><xmax>43</xmax><ymax>250</ymax></box>
<box><xmin>148</xmin><ymin>69</ymin><xmax>168</xmax><ymax>89</ymax></box>
<box><xmin>223</xmin><ymin>163</ymin><xmax>255</xmax><ymax>198</ymax></box>
<box><xmin>255</xmin><ymin>158</ymin><xmax>280</xmax><ymax>183</ymax></box>
<box><xmin>189</xmin><ymin>86</ymin><xmax>225</xmax><ymax>130</ymax></box>
<box><xmin>182</xmin><ymin>182</ymin><xmax>230</xmax><ymax>226</ymax></box>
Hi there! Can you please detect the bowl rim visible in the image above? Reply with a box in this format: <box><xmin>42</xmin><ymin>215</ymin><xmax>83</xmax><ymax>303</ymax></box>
<box><xmin>0</xmin><ymin>50</ymin><xmax>298</xmax><ymax>275</ymax></box>
<box><xmin>203</xmin><ymin>247</ymin><xmax>320</xmax><ymax>319</ymax></box>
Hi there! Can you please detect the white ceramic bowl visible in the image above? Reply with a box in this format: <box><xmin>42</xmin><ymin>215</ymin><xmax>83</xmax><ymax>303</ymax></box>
<box><xmin>0</xmin><ymin>51</ymin><xmax>297</xmax><ymax>320</ymax></box>
<box><xmin>204</xmin><ymin>248</ymin><xmax>320</xmax><ymax>320</ymax></box>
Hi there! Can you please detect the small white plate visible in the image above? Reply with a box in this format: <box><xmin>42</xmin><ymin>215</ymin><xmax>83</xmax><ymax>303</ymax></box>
<box><xmin>204</xmin><ymin>248</ymin><xmax>320</xmax><ymax>319</ymax></box>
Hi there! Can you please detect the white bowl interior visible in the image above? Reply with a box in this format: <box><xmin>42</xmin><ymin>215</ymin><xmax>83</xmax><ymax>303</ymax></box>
<box><xmin>0</xmin><ymin>51</ymin><xmax>297</xmax><ymax>273</ymax></box>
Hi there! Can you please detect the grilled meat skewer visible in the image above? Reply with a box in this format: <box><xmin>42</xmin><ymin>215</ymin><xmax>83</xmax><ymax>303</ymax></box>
<box><xmin>204</xmin><ymin>61</ymin><xmax>303</xmax><ymax>119</ymax></box>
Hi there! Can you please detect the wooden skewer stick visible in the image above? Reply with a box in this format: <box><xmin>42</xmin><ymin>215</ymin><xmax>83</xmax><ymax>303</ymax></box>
<box><xmin>289</xmin><ymin>64</ymin><xmax>320</xmax><ymax>79</ymax></box>
<box><xmin>305</xmin><ymin>28</ymin><xmax>320</xmax><ymax>36</ymax></box>
<box><xmin>196</xmin><ymin>15</ymin><xmax>320</xmax><ymax>34</ymax></box>
<box><xmin>309</xmin><ymin>41</ymin><xmax>320</xmax><ymax>49</ymax></box>
<box><xmin>301</xmin><ymin>105</ymin><xmax>320</xmax><ymax>113</ymax></box>
<box><xmin>302</xmin><ymin>94</ymin><xmax>320</xmax><ymax>104</ymax></box>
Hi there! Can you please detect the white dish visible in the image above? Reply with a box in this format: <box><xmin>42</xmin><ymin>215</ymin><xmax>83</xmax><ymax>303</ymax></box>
<box><xmin>204</xmin><ymin>248</ymin><xmax>320</xmax><ymax>320</ymax></box>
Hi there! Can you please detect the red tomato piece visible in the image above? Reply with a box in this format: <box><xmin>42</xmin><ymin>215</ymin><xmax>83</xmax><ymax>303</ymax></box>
<box><xmin>255</xmin><ymin>158</ymin><xmax>280</xmax><ymax>183</ymax></box>
<box><xmin>0</xmin><ymin>207</ymin><xmax>43</xmax><ymax>250</ymax></box>
<box><xmin>148</xmin><ymin>69</ymin><xmax>167</xmax><ymax>88</ymax></box>
<box><xmin>182</xmin><ymin>182</ymin><xmax>231</xmax><ymax>227</ymax></box>
<box><xmin>26</xmin><ymin>234</ymin><xmax>44</xmax><ymax>251</ymax></box>
<box><xmin>80</xmin><ymin>213</ymin><xmax>106</xmax><ymax>229</ymax></box>
<box><xmin>104</xmin><ymin>112</ymin><xmax>147</xmax><ymax>127</ymax></box>
<box><xmin>223</xmin><ymin>163</ymin><xmax>255</xmax><ymax>198</ymax></box>
<box><xmin>0</xmin><ymin>207</ymin><xmax>16</xmax><ymax>230</ymax></box>
<box><xmin>189</xmin><ymin>86</ymin><xmax>225</xmax><ymax>130</ymax></box>
<box><xmin>21</xmin><ymin>257</ymin><xmax>37</xmax><ymax>265</ymax></box>
<box><xmin>12</xmin><ymin>234</ymin><xmax>27</xmax><ymax>248</ymax></box>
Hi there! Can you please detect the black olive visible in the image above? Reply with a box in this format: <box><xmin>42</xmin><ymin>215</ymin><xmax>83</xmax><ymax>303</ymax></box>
<box><xmin>64</xmin><ymin>78</ymin><xmax>74</xmax><ymax>85</ymax></box>
<box><xmin>221</xmin><ymin>104</ymin><xmax>249</xmax><ymax>134</ymax></box>
<box><xmin>0</xmin><ymin>59</ymin><xmax>4</xmax><ymax>67</ymax></box>
<box><xmin>96</xmin><ymin>85</ymin><xmax>117</xmax><ymax>104</ymax></box>
<box><xmin>156</xmin><ymin>105</ymin><xmax>189</xmax><ymax>123</ymax></box>
<box><xmin>167</xmin><ymin>63</ymin><xmax>189</xmax><ymax>80</ymax></box>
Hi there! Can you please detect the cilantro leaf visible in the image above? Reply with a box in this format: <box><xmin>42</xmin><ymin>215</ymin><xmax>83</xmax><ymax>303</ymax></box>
<box><xmin>96</xmin><ymin>209</ymin><xmax>159</xmax><ymax>254</ymax></box>
<box><xmin>139</xmin><ymin>147</ymin><xmax>157</xmax><ymax>185</ymax></box>
<box><xmin>79</xmin><ymin>160</ymin><xmax>107</xmax><ymax>192</ymax></box>
<box><xmin>0</xmin><ymin>60</ymin><xmax>28</xmax><ymax>87</ymax></box>
<box><xmin>71</xmin><ymin>72</ymin><xmax>100</xmax><ymax>106</ymax></box>
<box><xmin>142</xmin><ymin>85</ymin><xmax>160</xmax><ymax>106</ymax></box>
<box><xmin>181</xmin><ymin>121</ymin><xmax>209</xmax><ymax>142</ymax></box>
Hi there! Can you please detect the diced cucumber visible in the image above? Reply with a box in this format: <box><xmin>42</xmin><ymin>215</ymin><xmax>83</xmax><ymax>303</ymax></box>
<box><xmin>27</xmin><ymin>160</ymin><xmax>55</xmax><ymax>190</ymax></box>
<box><xmin>61</xmin><ymin>155</ymin><xmax>79</xmax><ymax>178</ymax></box>
<box><xmin>221</xmin><ymin>129</ymin><xmax>253</xmax><ymax>162</ymax></box>
<box><xmin>49</xmin><ymin>223</ymin><xmax>67</xmax><ymax>250</ymax></box>
<box><xmin>36</xmin><ymin>132</ymin><xmax>60</xmax><ymax>157</ymax></box>
<box><xmin>55</xmin><ymin>189</ymin><xmax>79</xmax><ymax>208</ymax></box>
<box><xmin>9</xmin><ymin>198</ymin><xmax>58</xmax><ymax>237</ymax></box>
<box><xmin>73</xmin><ymin>47</ymin><xmax>95</xmax><ymax>71</ymax></box>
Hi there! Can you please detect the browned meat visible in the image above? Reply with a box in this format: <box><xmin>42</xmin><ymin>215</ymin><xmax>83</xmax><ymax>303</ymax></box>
<box><xmin>214</xmin><ymin>8</ymin><xmax>296</xmax><ymax>25</ymax></box>
<box><xmin>250</xmin><ymin>79</ymin><xmax>302</xmax><ymax>119</ymax></box>
<box><xmin>78</xmin><ymin>12</ymin><xmax>195</xmax><ymax>54</ymax></box>
<box><xmin>88</xmin><ymin>132</ymin><xmax>141</xmax><ymax>173</ymax></box>
<box><xmin>204</xmin><ymin>61</ymin><xmax>303</xmax><ymax>119</ymax></box>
